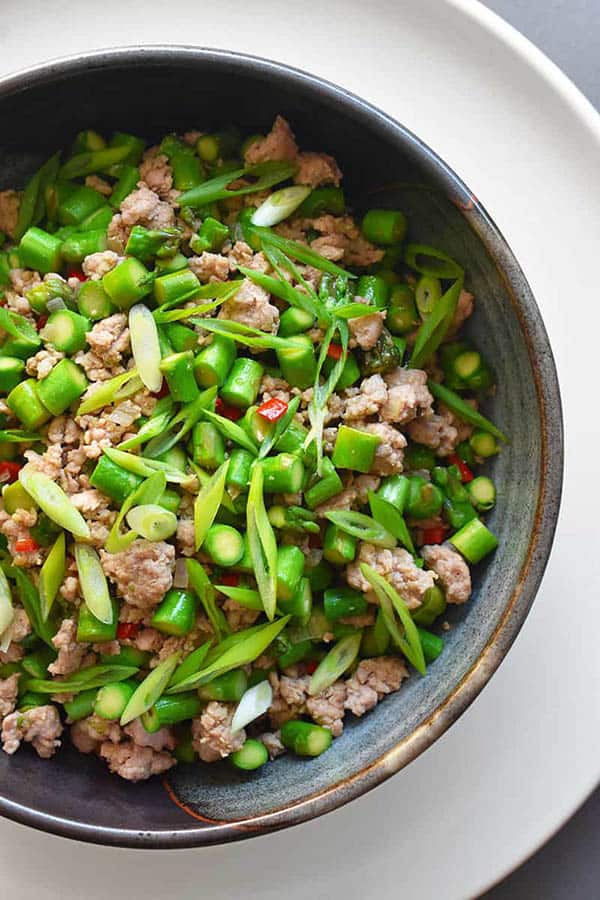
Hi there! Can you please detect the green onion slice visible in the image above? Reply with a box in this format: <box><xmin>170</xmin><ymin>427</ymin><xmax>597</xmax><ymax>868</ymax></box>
<box><xmin>77</xmin><ymin>369</ymin><xmax>142</xmax><ymax>415</ymax></box>
<box><xmin>251</xmin><ymin>185</ymin><xmax>311</xmax><ymax>227</ymax></box>
<box><xmin>125</xmin><ymin>504</ymin><xmax>177</xmax><ymax>541</ymax></box>
<box><xmin>427</xmin><ymin>380</ymin><xmax>508</xmax><ymax>442</ymax></box>
<box><xmin>360</xmin><ymin>563</ymin><xmax>426</xmax><ymax>675</ymax></box>
<box><xmin>24</xmin><ymin>664</ymin><xmax>139</xmax><ymax>695</ymax></box>
<box><xmin>231</xmin><ymin>680</ymin><xmax>273</xmax><ymax>733</ymax></box>
<box><xmin>308</xmin><ymin>632</ymin><xmax>362</xmax><ymax>696</ymax></box>
<box><xmin>247</xmin><ymin>464</ymin><xmax>278</xmax><ymax>621</ymax></box>
<box><xmin>39</xmin><ymin>531</ymin><xmax>66</xmax><ymax>621</ymax></box>
<box><xmin>404</xmin><ymin>243</ymin><xmax>464</xmax><ymax>279</ymax></box>
<box><xmin>409</xmin><ymin>277</ymin><xmax>463</xmax><ymax>370</ymax></box>
<box><xmin>74</xmin><ymin>543</ymin><xmax>113</xmax><ymax>625</ymax></box>
<box><xmin>129</xmin><ymin>303</ymin><xmax>162</xmax><ymax>392</ymax></box>
<box><xmin>186</xmin><ymin>559</ymin><xmax>230</xmax><ymax>642</ymax></box>
<box><xmin>167</xmin><ymin>616</ymin><xmax>290</xmax><ymax>693</ymax></box>
<box><xmin>19</xmin><ymin>465</ymin><xmax>90</xmax><ymax>539</ymax></box>
<box><xmin>120</xmin><ymin>650</ymin><xmax>181</xmax><ymax>725</ymax></box>
<box><xmin>0</xmin><ymin>567</ymin><xmax>14</xmax><ymax>644</ymax></box>
<box><xmin>177</xmin><ymin>160</ymin><xmax>297</xmax><ymax>208</ymax></box>
<box><xmin>194</xmin><ymin>459</ymin><xmax>229</xmax><ymax>551</ymax></box>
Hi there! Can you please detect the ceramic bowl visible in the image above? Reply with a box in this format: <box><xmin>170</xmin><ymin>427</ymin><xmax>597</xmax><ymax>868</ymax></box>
<box><xmin>0</xmin><ymin>46</ymin><xmax>562</xmax><ymax>848</ymax></box>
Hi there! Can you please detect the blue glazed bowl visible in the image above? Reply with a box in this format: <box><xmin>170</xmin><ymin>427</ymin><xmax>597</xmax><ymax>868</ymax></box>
<box><xmin>0</xmin><ymin>46</ymin><xmax>562</xmax><ymax>848</ymax></box>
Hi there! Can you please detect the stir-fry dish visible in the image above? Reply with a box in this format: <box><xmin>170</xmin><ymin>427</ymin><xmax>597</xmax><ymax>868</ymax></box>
<box><xmin>0</xmin><ymin>117</ymin><xmax>505</xmax><ymax>781</ymax></box>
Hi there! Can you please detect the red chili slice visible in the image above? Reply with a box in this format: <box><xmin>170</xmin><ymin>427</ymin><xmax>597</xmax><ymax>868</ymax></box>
<box><xmin>215</xmin><ymin>397</ymin><xmax>242</xmax><ymax>421</ymax></box>
<box><xmin>305</xmin><ymin>660</ymin><xmax>319</xmax><ymax>674</ymax></box>
<box><xmin>14</xmin><ymin>537</ymin><xmax>39</xmax><ymax>554</ymax></box>
<box><xmin>35</xmin><ymin>315</ymin><xmax>49</xmax><ymax>332</ymax></box>
<box><xmin>327</xmin><ymin>343</ymin><xmax>343</xmax><ymax>360</ymax></box>
<box><xmin>116</xmin><ymin>622</ymin><xmax>140</xmax><ymax>640</ymax></box>
<box><xmin>256</xmin><ymin>397</ymin><xmax>288</xmax><ymax>423</ymax></box>
<box><xmin>219</xmin><ymin>573</ymin><xmax>240</xmax><ymax>587</ymax></box>
<box><xmin>422</xmin><ymin>526</ymin><xmax>446</xmax><ymax>545</ymax></box>
<box><xmin>0</xmin><ymin>461</ymin><xmax>22</xmax><ymax>484</ymax></box>
<box><xmin>151</xmin><ymin>381</ymin><xmax>170</xmax><ymax>399</ymax></box>
<box><xmin>67</xmin><ymin>269</ymin><xmax>87</xmax><ymax>282</ymax></box>
<box><xmin>448</xmin><ymin>453</ymin><xmax>474</xmax><ymax>483</ymax></box>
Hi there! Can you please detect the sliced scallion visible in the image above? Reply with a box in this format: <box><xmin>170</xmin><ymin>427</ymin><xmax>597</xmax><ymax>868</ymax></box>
<box><xmin>74</xmin><ymin>543</ymin><xmax>113</xmax><ymax>625</ymax></box>
<box><xmin>129</xmin><ymin>303</ymin><xmax>162</xmax><ymax>392</ymax></box>
<box><xmin>251</xmin><ymin>185</ymin><xmax>311</xmax><ymax>227</ymax></box>
<box><xmin>231</xmin><ymin>680</ymin><xmax>273</xmax><ymax>733</ymax></box>
<box><xmin>19</xmin><ymin>466</ymin><xmax>90</xmax><ymax>540</ymax></box>
<box><xmin>120</xmin><ymin>651</ymin><xmax>182</xmax><ymax>725</ymax></box>
<box><xmin>125</xmin><ymin>504</ymin><xmax>178</xmax><ymax>541</ymax></box>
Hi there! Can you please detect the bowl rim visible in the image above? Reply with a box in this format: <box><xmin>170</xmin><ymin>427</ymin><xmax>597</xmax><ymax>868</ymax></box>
<box><xmin>0</xmin><ymin>44</ymin><xmax>563</xmax><ymax>849</ymax></box>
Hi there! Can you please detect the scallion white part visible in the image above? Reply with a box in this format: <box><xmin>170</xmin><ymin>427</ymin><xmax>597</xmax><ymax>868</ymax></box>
<box><xmin>231</xmin><ymin>680</ymin><xmax>273</xmax><ymax>734</ymax></box>
<box><xmin>251</xmin><ymin>185</ymin><xmax>311</xmax><ymax>227</ymax></box>
<box><xmin>129</xmin><ymin>303</ymin><xmax>163</xmax><ymax>393</ymax></box>
<box><xmin>0</xmin><ymin>567</ymin><xmax>14</xmax><ymax>649</ymax></box>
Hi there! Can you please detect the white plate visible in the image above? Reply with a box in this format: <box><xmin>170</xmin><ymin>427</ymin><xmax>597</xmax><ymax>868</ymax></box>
<box><xmin>1</xmin><ymin>1</ymin><xmax>599</xmax><ymax>897</ymax></box>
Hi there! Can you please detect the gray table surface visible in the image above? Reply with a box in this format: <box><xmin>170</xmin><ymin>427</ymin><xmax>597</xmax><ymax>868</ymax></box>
<box><xmin>480</xmin><ymin>1</ymin><xmax>599</xmax><ymax>896</ymax></box>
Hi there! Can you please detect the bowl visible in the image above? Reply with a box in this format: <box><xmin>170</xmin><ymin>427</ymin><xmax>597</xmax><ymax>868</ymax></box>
<box><xmin>0</xmin><ymin>46</ymin><xmax>562</xmax><ymax>848</ymax></box>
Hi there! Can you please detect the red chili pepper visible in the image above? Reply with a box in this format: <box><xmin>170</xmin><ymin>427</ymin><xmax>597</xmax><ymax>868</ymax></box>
<box><xmin>0</xmin><ymin>461</ymin><xmax>22</xmax><ymax>484</ymax></box>
<box><xmin>219</xmin><ymin>573</ymin><xmax>240</xmax><ymax>588</ymax></box>
<box><xmin>35</xmin><ymin>315</ymin><xmax>48</xmax><ymax>332</ymax></box>
<box><xmin>256</xmin><ymin>397</ymin><xmax>288</xmax><ymax>423</ymax></box>
<box><xmin>215</xmin><ymin>397</ymin><xmax>242</xmax><ymax>421</ymax></box>
<box><xmin>151</xmin><ymin>381</ymin><xmax>170</xmax><ymax>400</ymax></box>
<box><xmin>14</xmin><ymin>537</ymin><xmax>39</xmax><ymax>554</ymax></box>
<box><xmin>327</xmin><ymin>343</ymin><xmax>343</xmax><ymax>360</ymax></box>
<box><xmin>67</xmin><ymin>268</ymin><xmax>87</xmax><ymax>282</ymax></box>
<box><xmin>117</xmin><ymin>623</ymin><xmax>140</xmax><ymax>640</ymax></box>
<box><xmin>305</xmin><ymin>660</ymin><xmax>319</xmax><ymax>674</ymax></box>
<box><xmin>422</xmin><ymin>526</ymin><xmax>446</xmax><ymax>545</ymax></box>
<box><xmin>448</xmin><ymin>453</ymin><xmax>474</xmax><ymax>483</ymax></box>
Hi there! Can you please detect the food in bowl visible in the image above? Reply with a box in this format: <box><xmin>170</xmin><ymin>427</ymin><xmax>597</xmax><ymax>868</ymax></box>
<box><xmin>0</xmin><ymin>115</ymin><xmax>504</xmax><ymax>781</ymax></box>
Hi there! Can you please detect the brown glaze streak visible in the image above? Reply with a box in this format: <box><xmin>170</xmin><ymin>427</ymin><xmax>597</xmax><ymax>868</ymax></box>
<box><xmin>161</xmin><ymin>202</ymin><xmax>560</xmax><ymax>836</ymax></box>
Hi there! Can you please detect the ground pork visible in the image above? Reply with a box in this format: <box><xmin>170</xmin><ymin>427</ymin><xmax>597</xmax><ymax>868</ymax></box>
<box><xmin>381</xmin><ymin>367</ymin><xmax>434</xmax><ymax>424</ymax></box>
<box><xmin>0</xmin><ymin>674</ymin><xmax>19</xmax><ymax>720</ymax></box>
<box><xmin>191</xmin><ymin>701</ymin><xmax>246</xmax><ymax>762</ymax></box>
<box><xmin>343</xmin><ymin>375</ymin><xmax>388</xmax><ymax>420</ymax></box>
<box><xmin>9</xmin><ymin>268</ymin><xmax>41</xmax><ymax>296</ymax></box>
<box><xmin>438</xmin><ymin>402</ymin><xmax>476</xmax><ymax>444</ymax></box>
<box><xmin>315</xmin><ymin>473</ymin><xmax>380</xmax><ymax>517</ymax></box>
<box><xmin>124</xmin><ymin>718</ymin><xmax>176</xmax><ymax>752</ymax></box>
<box><xmin>352</xmin><ymin>421</ymin><xmax>407</xmax><ymax>476</ymax></box>
<box><xmin>70</xmin><ymin>714</ymin><xmax>122</xmax><ymax>751</ymax></box>
<box><xmin>0</xmin><ymin>608</ymin><xmax>31</xmax><ymax>663</ymax></box>
<box><xmin>219</xmin><ymin>278</ymin><xmax>279</xmax><ymax>333</ymax></box>
<box><xmin>227</xmin><ymin>241</ymin><xmax>271</xmax><ymax>274</ymax></box>
<box><xmin>107</xmin><ymin>184</ymin><xmax>175</xmax><ymax>252</ymax></box>
<box><xmin>260</xmin><ymin>373</ymin><xmax>292</xmax><ymax>404</ymax></box>
<box><xmin>86</xmin><ymin>312</ymin><xmax>130</xmax><ymax>365</ymax></box>
<box><xmin>175</xmin><ymin>517</ymin><xmax>195</xmax><ymax>557</ymax></box>
<box><xmin>345</xmin><ymin>657</ymin><xmax>409</xmax><ymax>716</ymax></box>
<box><xmin>84</xmin><ymin>174</ymin><xmax>113</xmax><ymax>197</ymax></box>
<box><xmin>0</xmin><ymin>507</ymin><xmax>43</xmax><ymax>568</ymax></box>
<box><xmin>82</xmin><ymin>250</ymin><xmax>120</xmax><ymax>280</ymax></box>
<box><xmin>139</xmin><ymin>153</ymin><xmax>173</xmax><ymax>198</ymax></box>
<box><xmin>1</xmin><ymin>705</ymin><xmax>63</xmax><ymax>758</ymax></box>
<box><xmin>47</xmin><ymin>415</ymin><xmax>82</xmax><ymax>446</ymax></box>
<box><xmin>0</xmin><ymin>189</ymin><xmax>20</xmax><ymax>237</ymax></box>
<box><xmin>222</xmin><ymin>599</ymin><xmax>261</xmax><ymax>632</ymax></box>
<box><xmin>100</xmin><ymin>540</ymin><xmax>175</xmax><ymax>610</ymax></box>
<box><xmin>188</xmin><ymin>252</ymin><xmax>230</xmax><ymax>283</ymax></box>
<box><xmin>421</xmin><ymin>544</ymin><xmax>472</xmax><ymax>604</ymax></box>
<box><xmin>75</xmin><ymin>400</ymin><xmax>142</xmax><ymax>461</ymax></box>
<box><xmin>348</xmin><ymin>310</ymin><xmax>386</xmax><ymax>350</ymax></box>
<box><xmin>294</xmin><ymin>152</ymin><xmax>342</xmax><ymax>188</ymax></box>
<box><xmin>407</xmin><ymin>411</ymin><xmax>459</xmax><ymax>456</ymax></box>
<box><xmin>48</xmin><ymin>618</ymin><xmax>92</xmax><ymax>676</ymax></box>
<box><xmin>259</xmin><ymin>730</ymin><xmax>285</xmax><ymax>759</ymax></box>
<box><xmin>306</xmin><ymin>681</ymin><xmax>346</xmax><ymax>737</ymax></box>
<box><xmin>100</xmin><ymin>740</ymin><xmax>176</xmax><ymax>781</ymax></box>
<box><xmin>267</xmin><ymin>671</ymin><xmax>310</xmax><ymax>728</ymax></box>
<box><xmin>300</xmin><ymin>215</ymin><xmax>384</xmax><ymax>267</ymax></box>
<box><xmin>25</xmin><ymin>347</ymin><xmax>64</xmax><ymax>379</ymax></box>
<box><xmin>346</xmin><ymin>542</ymin><xmax>435</xmax><ymax>609</ymax></box>
<box><xmin>244</xmin><ymin>115</ymin><xmax>298</xmax><ymax>165</ymax></box>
